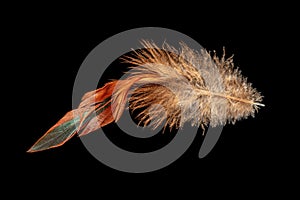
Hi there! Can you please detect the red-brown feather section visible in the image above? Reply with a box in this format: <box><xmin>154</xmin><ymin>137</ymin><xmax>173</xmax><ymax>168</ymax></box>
<box><xmin>27</xmin><ymin>109</ymin><xmax>82</xmax><ymax>152</ymax></box>
<box><xmin>78</xmin><ymin>104</ymin><xmax>114</xmax><ymax>136</ymax></box>
<box><xmin>28</xmin><ymin>81</ymin><xmax>120</xmax><ymax>152</ymax></box>
<box><xmin>79</xmin><ymin>81</ymin><xmax>118</xmax><ymax>108</ymax></box>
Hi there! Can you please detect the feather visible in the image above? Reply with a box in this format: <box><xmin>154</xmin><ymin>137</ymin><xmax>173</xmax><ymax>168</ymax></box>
<box><xmin>27</xmin><ymin>110</ymin><xmax>81</xmax><ymax>152</ymax></box>
<box><xmin>123</xmin><ymin>40</ymin><xmax>264</xmax><ymax>129</ymax></box>
<box><xmin>27</xmin><ymin>81</ymin><xmax>118</xmax><ymax>152</ymax></box>
<box><xmin>28</xmin><ymin>40</ymin><xmax>264</xmax><ymax>152</ymax></box>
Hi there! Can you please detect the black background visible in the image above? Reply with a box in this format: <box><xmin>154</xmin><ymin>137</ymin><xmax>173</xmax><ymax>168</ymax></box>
<box><xmin>5</xmin><ymin>2</ymin><xmax>295</xmax><ymax>198</ymax></box>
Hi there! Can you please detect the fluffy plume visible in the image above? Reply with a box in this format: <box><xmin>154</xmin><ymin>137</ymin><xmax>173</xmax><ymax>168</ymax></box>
<box><xmin>124</xmin><ymin>41</ymin><xmax>263</xmax><ymax>129</ymax></box>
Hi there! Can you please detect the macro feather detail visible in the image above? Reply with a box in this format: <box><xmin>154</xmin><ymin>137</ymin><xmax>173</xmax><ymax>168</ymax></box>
<box><xmin>27</xmin><ymin>40</ymin><xmax>264</xmax><ymax>152</ymax></box>
<box><xmin>123</xmin><ymin>41</ymin><xmax>264</xmax><ymax>129</ymax></box>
